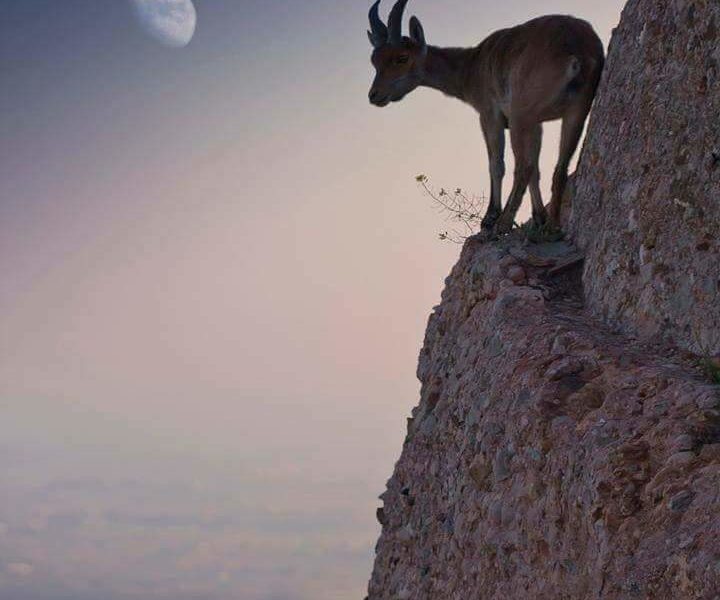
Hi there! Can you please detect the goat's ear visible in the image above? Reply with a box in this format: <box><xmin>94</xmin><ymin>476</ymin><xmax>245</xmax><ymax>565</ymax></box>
<box><xmin>368</xmin><ymin>29</ymin><xmax>384</xmax><ymax>48</ymax></box>
<box><xmin>409</xmin><ymin>16</ymin><xmax>426</xmax><ymax>49</ymax></box>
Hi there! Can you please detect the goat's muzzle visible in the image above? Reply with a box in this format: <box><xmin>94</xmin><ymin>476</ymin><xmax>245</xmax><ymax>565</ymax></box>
<box><xmin>369</xmin><ymin>88</ymin><xmax>390</xmax><ymax>107</ymax></box>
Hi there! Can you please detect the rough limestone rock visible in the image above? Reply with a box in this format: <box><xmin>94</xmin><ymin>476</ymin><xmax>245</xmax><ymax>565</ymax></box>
<box><xmin>367</xmin><ymin>2</ymin><xmax>720</xmax><ymax>597</ymax></box>
<box><xmin>367</xmin><ymin>236</ymin><xmax>720</xmax><ymax>599</ymax></box>
<box><xmin>568</xmin><ymin>0</ymin><xmax>720</xmax><ymax>354</ymax></box>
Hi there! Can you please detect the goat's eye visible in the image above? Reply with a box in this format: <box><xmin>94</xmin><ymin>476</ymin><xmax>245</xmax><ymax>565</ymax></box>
<box><xmin>395</xmin><ymin>55</ymin><xmax>410</xmax><ymax>65</ymax></box>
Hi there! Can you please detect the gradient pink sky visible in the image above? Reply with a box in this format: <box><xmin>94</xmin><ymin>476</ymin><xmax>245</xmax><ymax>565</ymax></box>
<box><xmin>1</xmin><ymin>1</ymin><xmax>624</xmax><ymax>598</ymax></box>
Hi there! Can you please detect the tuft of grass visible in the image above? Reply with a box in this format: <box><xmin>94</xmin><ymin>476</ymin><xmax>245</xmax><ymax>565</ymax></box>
<box><xmin>700</xmin><ymin>357</ymin><xmax>720</xmax><ymax>385</ymax></box>
<box><xmin>520</xmin><ymin>220</ymin><xmax>565</xmax><ymax>243</ymax></box>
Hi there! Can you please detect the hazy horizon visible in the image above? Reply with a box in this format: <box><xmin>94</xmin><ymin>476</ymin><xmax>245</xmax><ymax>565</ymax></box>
<box><xmin>1</xmin><ymin>1</ymin><xmax>624</xmax><ymax>598</ymax></box>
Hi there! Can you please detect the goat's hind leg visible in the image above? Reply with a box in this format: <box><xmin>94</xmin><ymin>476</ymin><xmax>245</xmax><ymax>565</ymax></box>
<box><xmin>548</xmin><ymin>104</ymin><xmax>590</xmax><ymax>225</ymax></box>
<box><xmin>494</xmin><ymin>122</ymin><xmax>542</xmax><ymax>235</ymax></box>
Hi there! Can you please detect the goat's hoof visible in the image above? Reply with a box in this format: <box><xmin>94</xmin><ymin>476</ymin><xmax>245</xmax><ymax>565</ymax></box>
<box><xmin>481</xmin><ymin>214</ymin><xmax>500</xmax><ymax>231</ymax></box>
<box><xmin>475</xmin><ymin>229</ymin><xmax>497</xmax><ymax>243</ymax></box>
<box><xmin>546</xmin><ymin>204</ymin><xmax>561</xmax><ymax>227</ymax></box>
<box><xmin>532</xmin><ymin>212</ymin><xmax>548</xmax><ymax>228</ymax></box>
<box><xmin>493</xmin><ymin>219</ymin><xmax>514</xmax><ymax>236</ymax></box>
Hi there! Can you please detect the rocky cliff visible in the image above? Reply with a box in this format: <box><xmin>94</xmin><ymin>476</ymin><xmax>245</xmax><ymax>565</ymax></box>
<box><xmin>367</xmin><ymin>1</ymin><xmax>720</xmax><ymax>598</ymax></box>
<box><xmin>568</xmin><ymin>0</ymin><xmax>720</xmax><ymax>354</ymax></box>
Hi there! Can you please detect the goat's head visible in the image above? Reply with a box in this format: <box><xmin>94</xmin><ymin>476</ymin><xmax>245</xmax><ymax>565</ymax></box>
<box><xmin>367</xmin><ymin>0</ymin><xmax>427</xmax><ymax>107</ymax></box>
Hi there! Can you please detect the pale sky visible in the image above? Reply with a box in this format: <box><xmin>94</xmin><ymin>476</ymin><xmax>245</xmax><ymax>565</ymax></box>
<box><xmin>1</xmin><ymin>1</ymin><xmax>624</xmax><ymax>598</ymax></box>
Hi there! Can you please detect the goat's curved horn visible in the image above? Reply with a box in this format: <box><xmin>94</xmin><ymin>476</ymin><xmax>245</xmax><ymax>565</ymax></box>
<box><xmin>368</xmin><ymin>1</ymin><xmax>388</xmax><ymax>47</ymax></box>
<box><xmin>388</xmin><ymin>0</ymin><xmax>410</xmax><ymax>45</ymax></box>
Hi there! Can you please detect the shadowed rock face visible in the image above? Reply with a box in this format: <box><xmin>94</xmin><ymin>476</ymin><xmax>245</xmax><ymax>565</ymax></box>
<box><xmin>367</xmin><ymin>235</ymin><xmax>720</xmax><ymax>599</ymax></box>
<box><xmin>568</xmin><ymin>0</ymin><xmax>720</xmax><ymax>354</ymax></box>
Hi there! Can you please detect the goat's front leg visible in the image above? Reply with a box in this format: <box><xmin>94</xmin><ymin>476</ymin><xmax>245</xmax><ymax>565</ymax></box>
<box><xmin>494</xmin><ymin>122</ymin><xmax>541</xmax><ymax>235</ymax></box>
<box><xmin>479</xmin><ymin>113</ymin><xmax>506</xmax><ymax>230</ymax></box>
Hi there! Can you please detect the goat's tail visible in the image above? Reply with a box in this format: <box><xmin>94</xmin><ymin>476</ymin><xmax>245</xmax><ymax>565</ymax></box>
<box><xmin>566</xmin><ymin>56</ymin><xmax>582</xmax><ymax>82</ymax></box>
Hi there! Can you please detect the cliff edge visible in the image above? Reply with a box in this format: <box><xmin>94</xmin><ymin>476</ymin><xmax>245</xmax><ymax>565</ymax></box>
<box><xmin>368</xmin><ymin>1</ymin><xmax>720</xmax><ymax>598</ymax></box>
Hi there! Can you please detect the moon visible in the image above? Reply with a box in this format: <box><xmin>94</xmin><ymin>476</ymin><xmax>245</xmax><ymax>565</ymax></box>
<box><xmin>130</xmin><ymin>0</ymin><xmax>197</xmax><ymax>48</ymax></box>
